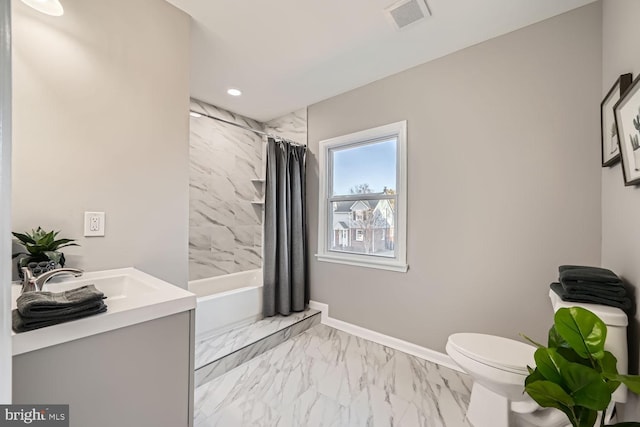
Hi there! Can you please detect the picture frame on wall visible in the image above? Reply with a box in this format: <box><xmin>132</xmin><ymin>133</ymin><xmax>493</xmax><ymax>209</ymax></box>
<box><xmin>601</xmin><ymin>73</ymin><xmax>632</xmax><ymax>166</ymax></box>
<box><xmin>614</xmin><ymin>74</ymin><xmax>640</xmax><ymax>186</ymax></box>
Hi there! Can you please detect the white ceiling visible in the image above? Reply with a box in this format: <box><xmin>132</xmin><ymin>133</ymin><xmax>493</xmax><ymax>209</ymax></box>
<box><xmin>165</xmin><ymin>0</ymin><xmax>597</xmax><ymax>122</ymax></box>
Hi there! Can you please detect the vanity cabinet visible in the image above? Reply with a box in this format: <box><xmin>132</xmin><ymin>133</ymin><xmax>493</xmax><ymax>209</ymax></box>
<box><xmin>12</xmin><ymin>311</ymin><xmax>195</xmax><ymax>427</ymax></box>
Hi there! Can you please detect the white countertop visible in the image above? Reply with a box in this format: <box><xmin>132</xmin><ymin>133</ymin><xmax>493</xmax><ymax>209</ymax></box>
<box><xmin>12</xmin><ymin>268</ymin><xmax>196</xmax><ymax>355</ymax></box>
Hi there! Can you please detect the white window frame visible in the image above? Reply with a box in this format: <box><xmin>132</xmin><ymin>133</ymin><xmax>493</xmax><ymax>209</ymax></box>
<box><xmin>316</xmin><ymin>121</ymin><xmax>408</xmax><ymax>272</ymax></box>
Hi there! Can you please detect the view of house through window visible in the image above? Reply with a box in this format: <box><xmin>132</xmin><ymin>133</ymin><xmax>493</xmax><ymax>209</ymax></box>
<box><xmin>329</xmin><ymin>138</ymin><xmax>397</xmax><ymax>258</ymax></box>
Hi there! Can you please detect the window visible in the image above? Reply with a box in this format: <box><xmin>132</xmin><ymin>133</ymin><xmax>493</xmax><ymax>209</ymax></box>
<box><xmin>317</xmin><ymin>121</ymin><xmax>407</xmax><ymax>272</ymax></box>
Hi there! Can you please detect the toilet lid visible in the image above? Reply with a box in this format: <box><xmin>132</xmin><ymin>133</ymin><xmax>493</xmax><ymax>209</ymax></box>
<box><xmin>448</xmin><ymin>333</ymin><xmax>535</xmax><ymax>375</ymax></box>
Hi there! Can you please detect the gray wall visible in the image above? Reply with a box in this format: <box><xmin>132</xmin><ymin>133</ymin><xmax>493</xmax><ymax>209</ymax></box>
<box><xmin>601</xmin><ymin>0</ymin><xmax>640</xmax><ymax>419</ymax></box>
<box><xmin>12</xmin><ymin>0</ymin><xmax>190</xmax><ymax>287</ymax></box>
<box><xmin>307</xmin><ymin>3</ymin><xmax>603</xmax><ymax>353</ymax></box>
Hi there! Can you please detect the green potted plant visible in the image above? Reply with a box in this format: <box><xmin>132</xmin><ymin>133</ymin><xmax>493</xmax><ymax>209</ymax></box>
<box><xmin>12</xmin><ymin>227</ymin><xmax>79</xmax><ymax>277</ymax></box>
<box><xmin>522</xmin><ymin>307</ymin><xmax>640</xmax><ymax>427</ymax></box>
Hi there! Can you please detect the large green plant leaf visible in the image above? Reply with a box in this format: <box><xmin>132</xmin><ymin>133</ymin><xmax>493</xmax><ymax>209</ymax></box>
<box><xmin>525</xmin><ymin>380</ymin><xmax>574</xmax><ymax>409</ymax></box>
<box><xmin>598</xmin><ymin>352</ymin><xmax>621</xmax><ymax>394</ymax></box>
<box><xmin>618</xmin><ymin>375</ymin><xmax>640</xmax><ymax>394</ymax></box>
<box><xmin>525</xmin><ymin>367</ymin><xmax>546</xmax><ymax>386</ymax></box>
<box><xmin>555</xmin><ymin>307</ymin><xmax>607</xmax><ymax>360</ymax></box>
<box><xmin>561</xmin><ymin>361</ymin><xmax>611</xmax><ymax>410</ymax></box>
<box><xmin>556</xmin><ymin>346</ymin><xmax>592</xmax><ymax>367</ymax></box>
<box><xmin>602</xmin><ymin>374</ymin><xmax>640</xmax><ymax>394</ymax></box>
<box><xmin>573</xmin><ymin>406</ymin><xmax>598</xmax><ymax>427</ymax></box>
<box><xmin>534</xmin><ymin>348</ymin><xmax>564</xmax><ymax>384</ymax></box>
<box><xmin>549</xmin><ymin>325</ymin><xmax>569</xmax><ymax>348</ymax></box>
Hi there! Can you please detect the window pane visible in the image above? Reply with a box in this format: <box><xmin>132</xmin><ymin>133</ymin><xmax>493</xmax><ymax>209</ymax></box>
<box><xmin>331</xmin><ymin>138</ymin><xmax>396</xmax><ymax>196</ymax></box>
<box><xmin>329</xmin><ymin>198</ymin><xmax>395</xmax><ymax>258</ymax></box>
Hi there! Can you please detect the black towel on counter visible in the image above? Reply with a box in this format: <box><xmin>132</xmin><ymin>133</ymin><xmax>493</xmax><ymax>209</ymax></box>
<box><xmin>17</xmin><ymin>284</ymin><xmax>105</xmax><ymax>318</ymax></box>
<box><xmin>12</xmin><ymin>284</ymin><xmax>108</xmax><ymax>333</ymax></box>
<box><xmin>12</xmin><ymin>302</ymin><xmax>107</xmax><ymax>333</ymax></box>
<box><xmin>550</xmin><ymin>282</ymin><xmax>632</xmax><ymax>311</ymax></box>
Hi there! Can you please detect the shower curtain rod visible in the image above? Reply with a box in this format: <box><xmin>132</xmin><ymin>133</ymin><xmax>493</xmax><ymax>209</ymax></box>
<box><xmin>190</xmin><ymin>110</ymin><xmax>304</xmax><ymax>147</ymax></box>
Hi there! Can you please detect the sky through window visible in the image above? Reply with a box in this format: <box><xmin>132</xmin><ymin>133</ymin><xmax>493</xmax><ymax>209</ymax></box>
<box><xmin>332</xmin><ymin>138</ymin><xmax>396</xmax><ymax>195</ymax></box>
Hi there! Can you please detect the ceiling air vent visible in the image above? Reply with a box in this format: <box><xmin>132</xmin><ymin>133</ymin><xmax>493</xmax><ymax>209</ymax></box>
<box><xmin>385</xmin><ymin>0</ymin><xmax>431</xmax><ymax>30</ymax></box>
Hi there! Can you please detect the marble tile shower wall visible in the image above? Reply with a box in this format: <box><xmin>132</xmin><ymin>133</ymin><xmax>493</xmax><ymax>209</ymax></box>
<box><xmin>264</xmin><ymin>108</ymin><xmax>307</xmax><ymax>146</ymax></box>
<box><xmin>189</xmin><ymin>101</ymin><xmax>307</xmax><ymax>280</ymax></box>
<box><xmin>189</xmin><ymin>100</ymin><xmax>264</xmax><ymax>280</ymax></box>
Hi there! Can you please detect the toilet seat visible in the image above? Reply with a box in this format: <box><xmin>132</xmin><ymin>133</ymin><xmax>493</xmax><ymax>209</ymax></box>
<box><xmin>447</xmin><ymin>333</ymin><xmax>535</xmax><ymax>375</ymax></box>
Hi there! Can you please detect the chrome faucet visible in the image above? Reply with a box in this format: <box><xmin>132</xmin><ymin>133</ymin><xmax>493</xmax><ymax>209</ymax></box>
<box><xmin>21</xmin><ymin>267</ymin><xmax>84</xmax><ymax>293</ymax></box>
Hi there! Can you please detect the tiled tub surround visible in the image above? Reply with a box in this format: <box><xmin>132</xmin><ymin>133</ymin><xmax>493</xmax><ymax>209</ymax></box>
<box><xmin>264</xmin><ymin>108</ymin><xmax>308</xmax><ymax>146</ymax></box>
<box><xmin>195</xmin><ymin>310</ymin><xmax>320</xmax><ymax>387</ymax></box>
<box><xmin>189</xmin><ymin>100</ymin><xmax>265</xmax><ymax>280</ymax></box>
<box><xmin>194</xmin><ymin>324</ymin><xmax>472</xmax><ymax>427</ymax></box>
<box><xmin>188</xmin><ymin>101</ymin><xmax>308</xmax><ymax>281</ymax></box>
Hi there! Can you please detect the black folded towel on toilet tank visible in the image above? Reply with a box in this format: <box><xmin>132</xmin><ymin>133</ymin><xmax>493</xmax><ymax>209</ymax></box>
<box><xmin>550</xmin><ymin>282</ymin><xmax>632</xmax><ymax>311</ymax></box>
<box><xmin>561</xmin><ymin>281</ymin><xmax>626</xmax><ymax>298</ymax></box>
<box><xmin>559</xmin><ymin>265</ymin><xmax>622</xmax><ymax>284</ymax></box>
<box><xmin>559</xmin><ymin>265</ymin><xmax>625</xmax><ymax>296</ymax></box>
<box><xmin>12</xmin><ymin>284</ymin><xmax>108</xmax><ymax>333</ymax></box>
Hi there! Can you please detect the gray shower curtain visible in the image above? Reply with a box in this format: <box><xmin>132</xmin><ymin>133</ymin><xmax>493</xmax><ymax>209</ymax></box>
<box><xmin>263</xmin><ymin>137</ymin><xmax>308</xmax><ymax>317</ymax></box>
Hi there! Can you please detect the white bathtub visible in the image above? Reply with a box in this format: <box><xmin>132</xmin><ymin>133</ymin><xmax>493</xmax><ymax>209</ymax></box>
<box><xmin>188</xmin><ymin>269</ymin><xmax>263</xmax><ymax>339</ymax></box>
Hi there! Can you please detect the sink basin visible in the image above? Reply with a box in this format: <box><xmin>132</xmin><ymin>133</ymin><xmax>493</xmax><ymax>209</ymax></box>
<box><xmin>11</xmin><ymin>268</ymin><xmax>196</xmax><ymax>355</ymax></box>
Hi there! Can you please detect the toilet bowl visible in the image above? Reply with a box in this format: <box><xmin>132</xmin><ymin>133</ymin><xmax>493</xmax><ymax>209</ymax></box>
<box><xmin>447</xmin><ymin>291</ymin><xmax>630</xmax><ymax>427</ymax></box>
<box><xmin>446</xmin><ymin>333</ymin><xmax>534</xmax><ymax>402</ymax></box>
<box><xmin>446</xmin><ymin>333</ymin><xmax>567</xmax><ymax>427</ymax></box>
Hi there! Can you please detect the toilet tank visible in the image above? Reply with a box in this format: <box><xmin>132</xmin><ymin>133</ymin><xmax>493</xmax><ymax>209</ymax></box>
<box><xmin>549</xmin><ymin>289</ymin><xmax>628</xmax><ymax>403</ymax></box>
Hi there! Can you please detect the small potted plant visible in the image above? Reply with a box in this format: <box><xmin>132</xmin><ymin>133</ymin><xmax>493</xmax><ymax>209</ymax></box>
<box><xmin>12</xmin><ymin>227</ymin><xmax>79</xmax><ymax>277</ymax></box>
<box><xmin>522</xmin><ymin>307</ymin><xmax>640</xmax><ymax>427</ymax></box>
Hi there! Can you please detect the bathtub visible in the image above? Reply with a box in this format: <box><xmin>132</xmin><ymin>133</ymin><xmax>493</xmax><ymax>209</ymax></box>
<box><xmin>188</xmin><ymin>269</ymin><xmax>263</xmax><ymax>339</ymax></box>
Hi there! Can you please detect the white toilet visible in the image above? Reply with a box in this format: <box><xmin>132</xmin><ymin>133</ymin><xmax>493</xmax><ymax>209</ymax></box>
<box><xmin>446</xmin><ymin>290</ymin><xmax>629</xmax><ymax>427</ymax></box>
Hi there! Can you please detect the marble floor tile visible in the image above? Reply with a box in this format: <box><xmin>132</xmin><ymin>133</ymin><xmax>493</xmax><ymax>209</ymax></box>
<box><xmin>194</xmin><ymin>323</ymin><xmax>472</xmax><ymax>427</ymax></box>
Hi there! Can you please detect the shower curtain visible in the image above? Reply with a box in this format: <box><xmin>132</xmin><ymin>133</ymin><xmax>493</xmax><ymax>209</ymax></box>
<box><xmin>263</xmin><ymin>137</ymin><xmax>308</xmax><ymax>317</ymax></box>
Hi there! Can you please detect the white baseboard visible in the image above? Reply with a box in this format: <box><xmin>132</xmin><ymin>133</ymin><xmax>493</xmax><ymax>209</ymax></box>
<box><xmin>308</xmin><ymin>300</ymin><xmax>462</xmax><ymax>372</ymax></box>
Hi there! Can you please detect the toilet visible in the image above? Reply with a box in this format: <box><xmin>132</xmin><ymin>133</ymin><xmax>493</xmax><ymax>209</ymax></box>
<box><xmin>446</xmin><ymin>290</ymin><xmax>629</xmax><ymax>427</ymax></box>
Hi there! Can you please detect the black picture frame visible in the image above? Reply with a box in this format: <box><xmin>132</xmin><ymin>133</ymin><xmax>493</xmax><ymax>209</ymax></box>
<box><xmin>601</xmin><ymin>73</ymin><xmax>632</xmax><ymax>167</ymax></box>
<box><xmin>614</xmin><ymin>74</ymin><xmax>640</xmax><ymax>186</ymax></box>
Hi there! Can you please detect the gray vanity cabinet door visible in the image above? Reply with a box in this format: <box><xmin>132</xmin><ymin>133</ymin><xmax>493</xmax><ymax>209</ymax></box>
<box><xmin>13</xmin><ymin>311</ymin><xmax>194</xmax><ymax>427</ymax></box>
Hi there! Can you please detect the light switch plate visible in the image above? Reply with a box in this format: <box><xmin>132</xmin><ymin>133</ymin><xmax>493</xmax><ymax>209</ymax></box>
<box><xmin>84</xmin><ymin>212</ymin><xmax>105</xmax><ymax>237</ymax></box>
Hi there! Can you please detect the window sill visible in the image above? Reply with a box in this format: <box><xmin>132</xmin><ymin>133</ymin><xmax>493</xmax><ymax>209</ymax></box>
<box><xmin>315</xmin><ymin>253</ymin><xmax>408</xmax><ymax>272</ymax></box>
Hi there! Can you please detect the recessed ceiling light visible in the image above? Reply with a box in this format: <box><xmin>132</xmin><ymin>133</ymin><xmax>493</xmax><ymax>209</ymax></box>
<box><xmin>189</xmin><ymin>112</ymin><xmax>203</xmax><ymax>118</ymax></box>
<box><xmin>20</xmin><ymin>0</ymin><xmax>64</xmax><ymax>16</ymax></box>
<box><xmin>227</xmin><ymin>88</ymin><xmax>242</xmax><ymax>97</ymax></box>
